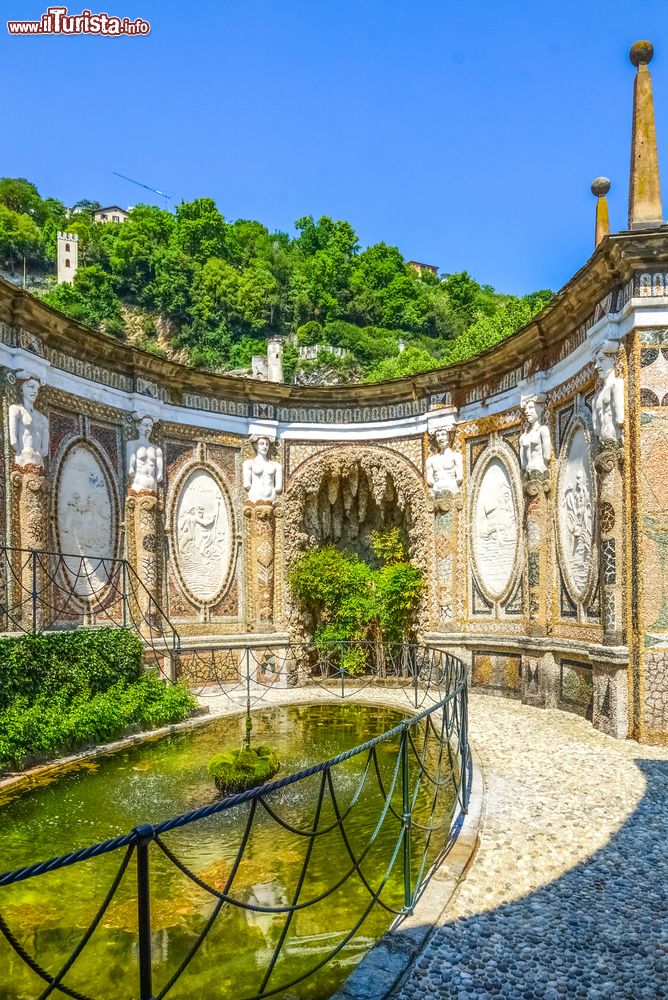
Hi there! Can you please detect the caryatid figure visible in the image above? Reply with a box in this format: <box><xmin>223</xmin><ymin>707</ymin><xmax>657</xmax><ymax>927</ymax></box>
<box><xmin>127</xmin><ymin>414</ymin><xmax>164</xmax><ymax>493</ymax></box>
<box><xmin>519</xmin><ymin>396</ymin><xmax>552</xmax><ymax>475</ymax></box>
<box><xmin>593</xmin><ymin>342</ymin><xmax>625</xmax><ymax>445</ymax></box>
<box><xmin>426</xmin><ymin>418</ymin><xmax>463</xmax><ymax>497</ymax></box>
<box><xmin>243</xmin><ymin>435</ymin><xmax>283</xmax><ymax>503</ymax></box>
<box><xmin>8</xmin><ymin>372</ymin><xmax>49</xmax><ymax>469</ymax></box>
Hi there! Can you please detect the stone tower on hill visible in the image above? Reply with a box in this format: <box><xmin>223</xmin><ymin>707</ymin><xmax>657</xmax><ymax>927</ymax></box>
<box><xmin>56</xmin><ymin>232</ymin><xmax>78</xmax><ymax>285</ymax></box>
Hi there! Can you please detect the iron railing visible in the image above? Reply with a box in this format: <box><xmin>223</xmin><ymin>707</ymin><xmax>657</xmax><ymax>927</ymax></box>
<box><xmin>177</xmin><ymin>640</ymin><xmax>458</xmax><ymax>711</ymax></box>
<box><xmin>0</xmin><ymin>545</ymin><xmax>179</xmax><ymax>662</ymax></box>
<box><xmin>0</xmin><ymin>645</ymin><xmax>469</xmax><ymax>1000</ymax></box>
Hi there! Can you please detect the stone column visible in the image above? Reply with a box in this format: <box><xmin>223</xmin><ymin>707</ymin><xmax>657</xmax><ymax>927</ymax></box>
<box><xmin>7</xmin><ymin>371</ymin><xmax>50</xmax><ymax>631</ymax></box>
<box><xmin>523</xmin><ymin>471</ymin><xmax>551</xmax><ymax>635</ymax></box>
<box><xmin>126</xmin><ymin>489</ymin><xmax>163</xmax><ymax>631</ymax></box>
<box><xmin>432</xmin><ymin>491</ymin><xmax>463</xmax><ymax>629</ymax></box>
<box><xmin>594</xmin><ymin>442</ymin><xmax>625</xmax><ymax>646</ymax></box>
<box><xmin>244</xmin><ymin>500</ymin><xmax>277</xmax><ymax>626</ymax></box>
<box><xmin>125</xmin><ymin>413</ymin><xmax>164</xmax><ymax>635</ymax></box>
<box><xmin>10</xmin><ymin>464</ymin><xmax>48</xmax><ymax>630</ymax></box>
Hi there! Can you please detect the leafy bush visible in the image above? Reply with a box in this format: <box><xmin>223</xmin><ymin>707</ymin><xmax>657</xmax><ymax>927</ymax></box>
<box><xmin>0</xmin><ymin>673</ymin><xmax>196</xmax><ymax>770</ymax></box>
<box><xmin>0</xmin><ymin>629</ymin><xmax>196</xmax><ymax>771</ymax></box>
<box><xmin>289</xmin><ymin>529</ymin><xmax>424</xmax><ymax>666</ymax></box>
<box><xmin>0</xmin><ymin>628</ymin><xmax>144</xmax><ymax>711</ymax></box>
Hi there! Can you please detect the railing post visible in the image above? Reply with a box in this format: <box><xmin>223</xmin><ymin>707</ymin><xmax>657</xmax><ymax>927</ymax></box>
<box><xmin>134</xmin><ymin>824</ymin><xmax>155</xmax><ymax>1000</ymax></box>
<box><xmin>401</xmin><ymin>727</ymin><xmax>413</xmax><ymax>914</ymax></box>
<box><xmin>121</xmin><ymin>560</ymin><xmax>128</xmax><ymax>629</ymax></box>
<box><xmin>460</xmin><ymin>680</ymin><xmax>469</xmax><ymax>814</ymax></box>
<box><xmin>31</xmin><ymin>550</ymin><xmax>37</xmax><ymax>634</ymax></box>
<box><xmin>413</xmin><ymin>648</ymin><xmax>419</xmax><ymax>708</ymax></box>
<box><xmin>246</xmin><ymin>646</ymin><xmax>252</xmax><ymax>706</ymax></box>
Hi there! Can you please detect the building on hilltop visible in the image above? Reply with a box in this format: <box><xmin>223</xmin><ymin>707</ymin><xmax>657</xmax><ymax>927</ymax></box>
<box><xmin>94</xmin><ymin>205</ymin><xmax>129</xmax><ymax>224</ymax></box>
<box><xmin>407</xmin><ymin>260</ymin><xmax>439</xmax><ymax>278</ymax></box>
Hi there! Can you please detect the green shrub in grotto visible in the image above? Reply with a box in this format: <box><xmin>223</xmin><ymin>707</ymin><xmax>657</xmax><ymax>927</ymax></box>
<box><xmin>288</xmin><ymin>528</ymin><xmax>424</xmax><ymax>671</ymax></box>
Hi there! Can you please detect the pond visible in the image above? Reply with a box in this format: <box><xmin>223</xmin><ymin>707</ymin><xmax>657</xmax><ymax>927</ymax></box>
<box><xmin>0</xmin><ymin>701</ymin><xmax>455</xmax><ymax>1000</ymax></box>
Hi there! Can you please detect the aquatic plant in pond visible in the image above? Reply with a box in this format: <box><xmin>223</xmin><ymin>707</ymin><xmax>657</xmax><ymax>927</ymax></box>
<box><xmin>0</xmin><ymin>701</ymin><xmax>459</xmax><ymax>999</ymax></box>
<box><xmin>208</xmin><ymin>744</ymin><xmax>281</xmax><ymax>795</ymax></box>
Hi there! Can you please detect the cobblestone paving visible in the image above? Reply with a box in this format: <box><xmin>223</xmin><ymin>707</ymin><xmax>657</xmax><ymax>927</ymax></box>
<box><xmin>393</xmin><ymin>692</ymin><xmax>668</xmax><ymax>1000</ymax></box>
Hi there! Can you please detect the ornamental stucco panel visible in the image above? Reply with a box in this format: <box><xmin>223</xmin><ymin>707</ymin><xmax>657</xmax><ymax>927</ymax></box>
<box><xmin>557</xmin><ymin>422</ymin><xmax>596</xmax><ymax>604</ymax></box>
<box><xmin>55</xmin><ymin>443</ymin><xmax>116</xmax><ymax>598</ymax></box>
<box><xmin>172</xmin><ymin>467</ymin><xmax>233</xmax><ymax>605</ymax></box>
<box><xmin>470</xmin><ymin>450</ymin><xmax>521</xmax><ymax>603</ymax></box>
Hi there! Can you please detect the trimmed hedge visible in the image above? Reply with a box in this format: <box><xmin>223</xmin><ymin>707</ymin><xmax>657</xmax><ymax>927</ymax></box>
<box><xmin>0</xmin><ymin>628</ymin><xmax>144</xmax><ymax>711</ymax></box>
<box><xmin>0</xmin><ymin>628</ymin><xmax>197</xmax><ymax>771</ymax></box>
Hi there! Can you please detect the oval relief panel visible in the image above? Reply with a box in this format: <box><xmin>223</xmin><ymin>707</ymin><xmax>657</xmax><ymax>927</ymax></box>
<box><xmin>473</xmin><ymin>457</ymin><xmax>519</xmax><ymax>599</ymax></box>
<box><xmin>174</xmin><ymin>468</ymin><xmax>232</xmax><ymax>603</ymax></box>
<box><xmin>57</xmin><ymin>444</ymin><xmax>115</xmax><ymax>598</ymax></box>
<box><xmin>558</xmin><ymin>424</ymin><xmax>595</xmax><ymax>601</ymax></box>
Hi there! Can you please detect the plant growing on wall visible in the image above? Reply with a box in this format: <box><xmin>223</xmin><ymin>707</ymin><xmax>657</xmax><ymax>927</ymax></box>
<box><xmin>289</xmin><ymin>528</ymin><xmax>424</xmax><ymax>671</ymax></box>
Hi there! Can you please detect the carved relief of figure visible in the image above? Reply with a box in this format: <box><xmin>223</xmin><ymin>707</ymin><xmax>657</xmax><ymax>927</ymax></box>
<box><xmin>178</xmin><ymin>503</ymin><xmax>224</xmax><ymax>561</ymax></box>
<box><xmin>480</xmin><ymin>483</ymin><xmax>515</xmax><ymax>544</ymax></box>
<box><xmin>426</xmin><ymin>421</ymin><xmax>463</xmax><ymax>497</ymax></box>
<box><xmin>565</xmin><ymin>471</ymin><xmax>593</xmax><ymax>589</ymax></box>
<box><xmin>243</xmin><ymin>435</ymin><xmax>283</xmax><ymax>503</ymax></box>
<box><xmin>593</xmin><ymin>343</ymin><xmax>625</xmax><ymax>445</ymax></box>
<box><xmin>519</xmin><ymin>396</ymin><xmax>551</xmax><ymax>475</ymax></box>
<box><xmin>127</xmin><ymin>414</ymin><xmax>163</xmax><ymax>493</ymax></box>
<box><xmin>8</xmin><ymin>373</ymin><xmax>49</xmax><ymax>469</ymax></box>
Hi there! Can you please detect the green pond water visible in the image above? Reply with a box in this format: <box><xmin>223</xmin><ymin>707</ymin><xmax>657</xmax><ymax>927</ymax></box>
<box><xmin>0</xmin><ymin>702</ymin><xmax>455</xmax><ymax>1000</ymax></box>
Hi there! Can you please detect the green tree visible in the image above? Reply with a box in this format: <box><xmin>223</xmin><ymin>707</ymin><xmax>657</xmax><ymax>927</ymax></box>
<box><xmin>173</xmin><ymin>198</ymin><xmax>227</xmax><ymax>264</ymax></box>
<box><xmin>42</xmin><ymin>266</ymin><xmax>123</xmax><ymax>332</ymax></box>
<box><xmin>192</xmin><ymin>257</ymin><xmax>241</xmax><ymax>328</ymax></box>
<box><xmin>108</xmin><ymin>204</ymin><xmax>174</xmax><ymax>303</ymax></box>
<box><xmin>364</xmin><ymin>345</ymin><xmax>438</xmax><ymax>382</ymax></box>
<box><xmin>0</xmin><ymin>205</ymin><xmax>43</xmax><ymax>269</ymax></box>
<box><xmin>237</xmin><ymin>259</ymin><xmax>279</xmax><ymax>331</ymax></box>
<box><xmin>0</xmin><ymin>178</ymin><xmax>43</xmax><ymax>218</ymax></box>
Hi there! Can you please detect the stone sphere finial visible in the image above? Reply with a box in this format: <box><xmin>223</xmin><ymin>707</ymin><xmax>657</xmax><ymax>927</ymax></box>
<box><xmin>591</xmin><ymin>177</ymin><xmax>611</xmax><ymax>197</ymax></box>
<box><xmin>630</xmin><ymin>41</ymin><xmax>654</xmax><ymax>67</ymax></box>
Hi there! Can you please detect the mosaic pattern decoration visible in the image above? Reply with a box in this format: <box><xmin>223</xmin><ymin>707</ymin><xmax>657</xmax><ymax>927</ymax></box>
<box><xmin>640</xmin><ymin>347</ymin><xmax>668</xmax><ymax>406</ymax></box>
<box><xmin>472</xmin><ymin>651</ymin><xmax>521</xmax><ymax>693</ymax></box>
<box><xmin>560</xmin><ymin>659</ymin><xmax>593</xmax><ymax>716</ymax></box>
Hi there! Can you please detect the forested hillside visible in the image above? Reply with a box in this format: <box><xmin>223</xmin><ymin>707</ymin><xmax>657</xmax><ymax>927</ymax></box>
<box><xmin>0</xmin><ymin>177</ymin><xmax>553</xmax><ymax>383</ymax></box>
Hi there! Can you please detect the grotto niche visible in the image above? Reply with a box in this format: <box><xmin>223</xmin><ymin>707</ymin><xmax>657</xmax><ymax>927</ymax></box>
<box><xmin>283</xmin><ymin>446</ymin><xmax>432</xmax><ymax>640</ymax></box>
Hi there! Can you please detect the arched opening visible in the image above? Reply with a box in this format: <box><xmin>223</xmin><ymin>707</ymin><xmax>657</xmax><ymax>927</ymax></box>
<box><xmin>65</xmin><ymin>258</ymin><xmax>70</xmax><ymax>268</ymax></box>
<box><xmin>283</xmin><ymin>446</ymin><xmax>431</xmax><ymax>638</ymax></box>
<box><xmin>65</xmin><ymin>243</ymin><xmax>71</xmax><ymax>252</ymax></box>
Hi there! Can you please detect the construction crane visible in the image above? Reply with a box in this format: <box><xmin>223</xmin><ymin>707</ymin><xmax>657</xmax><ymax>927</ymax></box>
<box><xmin>112</xmin><ymin>171</ymin><xmax>176</xmax><ymax>210</ymax></box>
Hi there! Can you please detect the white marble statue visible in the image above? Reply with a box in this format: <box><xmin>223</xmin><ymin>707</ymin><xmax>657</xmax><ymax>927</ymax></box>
<box><xmin>8</xmin><ymin>373</ymin><xmax>49</xmax><ymax>469</ymax></box>
<box><xmin>519</xmin><ymin>396</ymin><xmax>551</xmax><ymax>475</ymax></box>
<box><xmin>593</xmin><ymin>343</ymin><xmax>624</xmax><ymax>445</ymax></box>
<box><xmin>426</xmin><ymin>420</ymin><xmax>463</xmax><ymax>497</ymax></box>
<box><xmin>243</xmin><ymin>435</ymin><xmax>283</xmax><ymax>503</ymax></box>
<box><xmin>127</xmin><ymin>414</ymin><xmax>164</xmax><ymax>493</ymax></box>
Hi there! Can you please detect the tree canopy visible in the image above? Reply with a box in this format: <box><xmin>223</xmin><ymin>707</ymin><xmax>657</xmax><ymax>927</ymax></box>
<box><xmin>0</xmin><ymin>176</ymin><xmax>553</xmax><ymax>383</ymax></box>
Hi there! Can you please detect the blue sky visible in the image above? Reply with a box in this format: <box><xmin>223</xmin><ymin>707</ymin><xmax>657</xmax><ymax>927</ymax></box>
<box><xmin>3</xmin><ymin>0</ymin><xmax>668</xmax><ymax>295</ymax></box>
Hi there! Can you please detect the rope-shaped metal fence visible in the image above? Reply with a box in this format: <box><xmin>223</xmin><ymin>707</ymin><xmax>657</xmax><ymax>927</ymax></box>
<box><xmin>0</xmin><ymin>545</ymin><xmax>180</xmax><ymax>664</ymax></box>
<box><xmin>0</xmin><ymin>648</ymin><xmax>468</xmax><ymax>1000</ymax></box>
